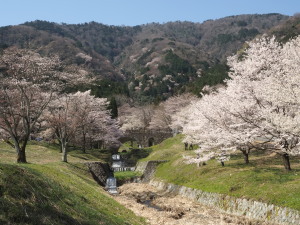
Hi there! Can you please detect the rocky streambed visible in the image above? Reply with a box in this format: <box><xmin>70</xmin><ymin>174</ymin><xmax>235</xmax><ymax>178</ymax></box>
<box><xmin>113</xmin><ymin>183</ymin><xmax>276</xmax><ymax>225</ymax></box>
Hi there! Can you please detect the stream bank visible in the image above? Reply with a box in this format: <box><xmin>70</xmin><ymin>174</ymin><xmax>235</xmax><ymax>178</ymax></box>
<box><xmin>113</xmin><ymin>183</ymin><xmax>276</xmax><ymax>225</ymax></box>
<box><xmin>87</xmin><ymin>158</ymin><xmax>298</xmax><ymax>224</ymax></box>
<box><xmin>133</xmin><ymin>161</ymin><xmax>300</xmax><ymax>225</ymax></box>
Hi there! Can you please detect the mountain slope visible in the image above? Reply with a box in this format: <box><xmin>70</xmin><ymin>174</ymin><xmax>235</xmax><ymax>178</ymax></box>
<box><xmin>269</xmin><ymin>14</ymin><xmax>300</xmax><ymax>42</ymax></box>
<box><xmin>0</xmin><ymin>14</ymin><xmax>290</xmax><ymax>102</ymax></box>
<box><xmin>116</xmin><ymin>14</ymin><xmax>289</xmax><ymax>100</ymax></box>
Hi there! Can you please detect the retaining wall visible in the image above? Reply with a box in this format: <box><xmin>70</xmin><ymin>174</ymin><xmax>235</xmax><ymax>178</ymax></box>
<box><xmin>85</xmin><ymin>162</ymin><xmax>113</xmax><ymax>187</ymax></box>
<box><xmin>149</xmin><ymin>179</ymin><xmax>300</xmax><ymax>225</ymax></box>
<box><xmin>135</xmin><ymin>160</ymin><xmax>168</xmax><ymax>182</ymax></box>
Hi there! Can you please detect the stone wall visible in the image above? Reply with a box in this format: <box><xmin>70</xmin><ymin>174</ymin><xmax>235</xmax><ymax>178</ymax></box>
<box><xmin>149</xmin><ymin>179</ymin><xmax>300</xmax><ymax>225</ymax></box>
<box><xmin>135</xmin><ymin>161</ymin><xmax>149</xmax><ymax>173</ymax></box>
<box><xmin>135</xmin><ymin>161</ymin><xmax>168</xmax><ymax>182</ymax></box>
<box><xmin>85</xmin><ymin>162</ymin><xmax>113</xmax><ymax>187</ymax></box>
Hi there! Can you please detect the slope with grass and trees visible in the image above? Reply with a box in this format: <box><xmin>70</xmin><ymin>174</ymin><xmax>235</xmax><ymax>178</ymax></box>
<box><xmin>141</xmin><ymin>134</ymin><xmax>300</xmax><ymax>211</ymax></box>
<box><xmin>0</xmin><ymin>141</ymin><xmax>146</xmax><ymax>225</ymax></box>
<box><xmin>0</xmin><ymin>47</ymin><xmax>91</xmax><ymax>163</ymax></box>
<box><xmin>0</xmin><ymin>47</ymin><xmax>121</xmax><ymax>164</ymax></box>
<box><xmin>136</xmin><ymin>33</ymin><xmax>300</xmax><ymax>213</ymax></box>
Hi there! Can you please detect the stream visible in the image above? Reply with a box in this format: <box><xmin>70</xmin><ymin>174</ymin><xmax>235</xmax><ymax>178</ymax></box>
<box><xmin>112</xmin><ymin>183</ymin><xmax>278</xmax><ymax>225</ymax></box>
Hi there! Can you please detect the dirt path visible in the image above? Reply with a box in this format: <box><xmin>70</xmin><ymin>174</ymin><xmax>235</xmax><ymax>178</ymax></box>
<box><xmin>112</xmin><ymin>183</ymin><xmax>275</xmax><ymax>225</ymax></box>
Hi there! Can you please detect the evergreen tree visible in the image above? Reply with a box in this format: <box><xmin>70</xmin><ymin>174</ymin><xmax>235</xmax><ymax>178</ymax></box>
<box><xmin>108</xmin><ymin>97</ymin><xmax>118</xmax><ymax>118</ymax></box>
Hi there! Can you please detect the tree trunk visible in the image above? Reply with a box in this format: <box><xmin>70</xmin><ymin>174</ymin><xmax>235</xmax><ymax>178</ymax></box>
<box><xmin>282</xmin><ymin>153</ymin><xmax>291</xmax><ymax>171</ymax></box>
<box><xmin>82</xmin><ymin>144</ymin><xmax>86</xmax><ymax>153</ymax></box>
<box><xmin>16</xmin><ymin>146</ymin><xmax>27</xmax><ymax>163</ymax></box>
<box><xmin>14</xmin><ymin>138</ymin><xmax>27</xmax><ymax>163</ymax></box>
<box><xmin>82</xmin><ymin>132</ymin><xmax>86</xmax><ymax>153</ymax></box>
<box><xmin>184</xmin><ymin>142</ymin><xmax>188</xmax><ymax>150</ymax></box>
<box><xmin>242</xmin><ymin>151</ymin><xmax>249</xmax><ymax>164</ymax></box>
<box><xmin>61</xmin><ymin>140</ymin><xmax>68</xmax><ymax>162</ymax></box>
<box><xmin>58</xmin><ymin>139</ymin><xmax>62</xmax><ymax>153</ymax></box>
<box><xmin>99</xmin><ymin>141</ymin><xmax>103</xmax><ymax>149</ymax></box>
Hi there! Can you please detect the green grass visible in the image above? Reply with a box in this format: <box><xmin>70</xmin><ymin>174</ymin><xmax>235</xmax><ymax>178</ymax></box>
<box><xmin>139</xmin><ymin>134</ymin><xmax>184</xmax><ymax>162</ymax></box>
<box><xmin>142</xmin><ymin>134</ymin><xmax>300</xmax><ymax>211</ymax></box>
<box><xmin>119</xmin><ymin>141</ymin><xmax>139</xmax><ymax>151</ymax></box>
<box><xmin>0</xmin><ymin>141</ymin><xmax>146</xmax><ymax>225</ymax></box>
<box><xmin>117</xmin><ymin>144</ymin><xmax>153</xmax><ymax>167</ymax></box>
<box><xmin>114</xmin><ymin>171</ymin><xmax>142</xmax><ymax>181</ymax></box>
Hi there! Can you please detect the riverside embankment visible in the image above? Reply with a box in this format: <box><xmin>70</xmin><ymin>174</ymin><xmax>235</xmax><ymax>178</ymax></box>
<box><xmin>113</xmin><ymin>182</ymin><xmax>276</xmax><ymax>225</ymax></box>
<box><xmin>120</xmin><ymin>159</ymin><xmax>300</xmax><ymax>225</ymax></box>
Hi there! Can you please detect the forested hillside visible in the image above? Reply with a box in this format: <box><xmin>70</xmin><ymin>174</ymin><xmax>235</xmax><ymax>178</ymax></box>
<box><xmin>0</xmin><ymin>13</ymin><xmax>290</xmax><ymax>103</ymax></box>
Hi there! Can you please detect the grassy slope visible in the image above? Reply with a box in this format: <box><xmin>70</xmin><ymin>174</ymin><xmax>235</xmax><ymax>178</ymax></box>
<box><xmin>0</xmin><ymin>141</ymin><xmax>146</xmax><ymax>225</ymax></box>
<box><xmin>142</xmin><ymin>134</ymin><xmax>300</xmax><ymax>211</ymax></box>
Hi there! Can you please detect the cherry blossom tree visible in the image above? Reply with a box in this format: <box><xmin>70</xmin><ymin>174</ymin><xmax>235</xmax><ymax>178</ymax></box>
<box><xmin>0</xmin><ymin>47</ymin><xmax>92</xmax><ymax>163</ymax></box>
<box><xmin>70</xmin><ymin>91</ymin><xmax>111</xmax><ymax>153</ymax></box>
<box><xmin>98</xmin><ymin>117</ymin><xmax>123</xmax><ymax>153</ymax></box>
<box><xmin>216</xmin><ymin>150</ymin><xmax>230</xmax><ymax>167</ymax></box>
<box><xmin>120</xmin><ymin>105</ymin><xmax>154</xmax><ymax>130</ymax></box>
<box><xmin>227</xmin><ymin>35</ymin><xmax>300</xmax><ymax>170</ymax></box>
<box><xmin>164</xmin><ymin>93</ymin><xmax>198</xmax><ymax>134</ymax></box>
<box><xmin>0</xmin><ymin>47</ymin><xmax>61</xmax><ymax>163</ymax></box>
<box><xmin>44</xmin><ymin>94</ymin><xmax>78</xmax><ymax>162</ymax></box>
<box><xmin>183</xmin><ymin>148</ymin><xmax>215</xmax><ymax>167</ymax></box>
<box><xmin>119</xmin><ymin>104</ymin><xmax>157</xmax><ymax>147</ymax></box>
<box><xmin>119</xmin><ymin>106</ymin><xmax>146</xmax><ymax>131</ymax></box>
<box><xmin>43</xmin><ymin>91</ymin><xmax>120</xmax><ymax>162</ymax></box>
<box><xmin>183</xmin><ymin>35</ymin><xmax>300</xmax><ymax>170</ymax></box>
<box><xmin>183</xmin><ymin>86</ymin><xmax>258</xmax><ymax>165</ymax></box>
<box><xmin>84</xmin><ymin>102</ymin><xmax>123</xmax><ymax>153</ymax></box>
<box><xmin>148</xmin><ymin>93</ymin><xmax>198</xmax><ymax>135</ymax></box>
<box><xmin>148</xmin><ymin>105</ymin><xmax>171</xmax><ymax>130</ymax></box>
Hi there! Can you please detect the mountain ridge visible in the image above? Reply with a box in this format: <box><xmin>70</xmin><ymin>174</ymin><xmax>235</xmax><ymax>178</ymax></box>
<box><xmin>0</xmin><ymin>13</ymin><xmax>292</xmax><ymax>102</ymax></box>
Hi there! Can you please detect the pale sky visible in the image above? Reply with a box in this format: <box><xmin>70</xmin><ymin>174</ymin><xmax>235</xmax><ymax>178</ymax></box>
<box><xmin>0</xmin><ymin>0</ymin><xmax>299</xmax><ymax>27</ymax></box>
